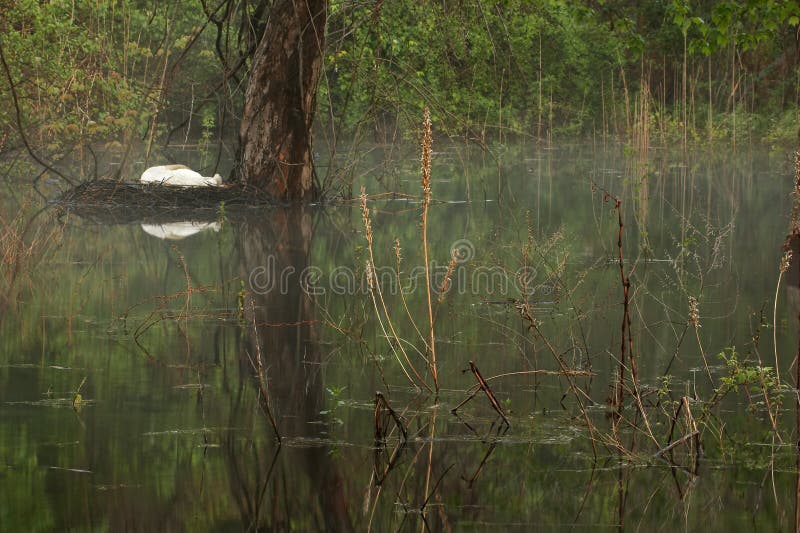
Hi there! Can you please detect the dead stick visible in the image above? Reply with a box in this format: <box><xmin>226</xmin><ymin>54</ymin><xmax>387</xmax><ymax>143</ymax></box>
<box><xmin>654</xmin><ymin>431</ymin><xmax>700</xmax><ymax>458</ymax></box>
<box><xmin>469</xmin><ymin>361</ymin><xmax>510</xmax><ymax>427</ymax></box>
<box><xmin>375</xmin><ymin>391</ymin><xmax>407</xmax><ymax>442</ymax></box>
<box><xmin>450</xmin><ymin>385</ymin><xmax>480</xmax><ymax>414</ymax></box>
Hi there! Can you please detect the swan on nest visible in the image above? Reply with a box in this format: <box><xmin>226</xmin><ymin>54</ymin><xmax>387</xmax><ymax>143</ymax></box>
<box><xmin>140</xmin><ymin>164</ymin><xmax>222</xmax><ymax>187</ymax></box>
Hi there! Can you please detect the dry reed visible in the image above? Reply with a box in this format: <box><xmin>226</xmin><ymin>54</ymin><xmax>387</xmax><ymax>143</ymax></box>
<box><xmin>420</xmin><ymin>108</ymin><xmax>438</xmax><ymax>391</ymax></box>
<box><xmin>774</xmin><ymin>250</ymin><xmax>792</xmax><ymax>383</ymax></box>
<box><xmin>393</xmin><ymin>238</ymin><xmax>428</xmax><ymax>355</ymax></box>
<box><xmin>0</xmin><ymin>197</ymin><xmax>63</xmax><ymax>314</ymax></box>
<box><xmin>356</xmin><ymin>109</ymin><xmax>450</xmax><ymax>393</ymax></box>
<box><xmin>688</xmin><ymin>296</ymin><xmax>713</xmax><ymax>385</ymax></box>
<box><xmin>360</xmin><ymin>188</ymin><xmax>429</xmax><ymax>390</ymax></box>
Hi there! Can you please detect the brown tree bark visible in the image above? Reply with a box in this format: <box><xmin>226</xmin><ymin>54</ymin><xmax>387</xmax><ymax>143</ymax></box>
<box><xmin>239</xmin><ymin>0</ymin><xmax>326</xmax><ymax>201</ymax></box>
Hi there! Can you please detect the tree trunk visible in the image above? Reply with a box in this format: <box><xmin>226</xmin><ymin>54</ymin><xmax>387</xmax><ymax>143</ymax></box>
<box><xmin>239</xmin><ymin>0</ymin><xmax>326</xmax><ymax>200</ymax></box>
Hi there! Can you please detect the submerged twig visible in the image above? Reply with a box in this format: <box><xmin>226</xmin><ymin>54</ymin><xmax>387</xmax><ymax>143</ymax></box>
<box><xmin>462</xmin><ymin>442</ymin><xmax>499</xmax><ymax>488</ymax></box>
<box><xmin>451</xmin><ymin>361</ymin><xmax>510</xmax><ymax>428</ymax></box>
<box><xmin>656</xmin><ymin>396</ymin><xmax>701</xmax><ymax>460</ymax></box>
<box><xmin>373</xmin><ymin>392</ymin><xmax>408</xmax><ymax>486</ymax></box>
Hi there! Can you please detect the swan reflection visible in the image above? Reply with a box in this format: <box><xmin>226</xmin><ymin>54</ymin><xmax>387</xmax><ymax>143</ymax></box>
<box><xmin>141</xmin><ymin>221</ymin><xmax>220</xmax><ymax>240</ymax></box>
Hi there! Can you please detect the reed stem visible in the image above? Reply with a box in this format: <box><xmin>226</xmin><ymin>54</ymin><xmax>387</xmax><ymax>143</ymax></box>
<box><xmin>421</xmin><ymin>108</ymin><xmax>438</xmax><ymax>391</ymax></box>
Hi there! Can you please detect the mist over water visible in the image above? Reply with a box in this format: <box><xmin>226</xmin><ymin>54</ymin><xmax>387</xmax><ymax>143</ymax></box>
<box><xmin>0</xmin><ymin>142</ymin><xmax>796</xmax><ymax>530</ymax></box>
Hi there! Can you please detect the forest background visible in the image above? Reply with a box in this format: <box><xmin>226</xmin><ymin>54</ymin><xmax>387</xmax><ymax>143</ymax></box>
<box><xmin>0</xmin><ymin>0</ymin><xmax>797</xmax><ymax>165</ymax></box>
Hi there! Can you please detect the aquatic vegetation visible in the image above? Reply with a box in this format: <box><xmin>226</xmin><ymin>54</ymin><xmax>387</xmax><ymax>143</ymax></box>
<box><xmin>2</xmin><ymin>140</ymin><xmax>800</xmax><ymax>530</ymax></box>
<box><xmin>0</xmin><ymin>195</ymin><xmax>63</xmax><ymax>315</ymax></box>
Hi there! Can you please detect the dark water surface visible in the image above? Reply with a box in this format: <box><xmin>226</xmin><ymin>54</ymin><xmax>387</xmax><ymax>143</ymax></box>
<box><xmin>1</xmin><ymin>143</ymin><xmax>797</xmax><ymax>531</ymax></box>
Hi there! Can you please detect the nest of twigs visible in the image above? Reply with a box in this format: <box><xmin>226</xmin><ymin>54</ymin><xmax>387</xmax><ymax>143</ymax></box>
<box><xmin>56</xmin><ymin>179</ymin><xmax>278</xmax><ymax>225</ymax></box>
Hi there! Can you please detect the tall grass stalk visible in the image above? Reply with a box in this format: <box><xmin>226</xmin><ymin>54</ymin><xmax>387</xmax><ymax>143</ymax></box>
<box><xmin>0</xmin><ymin>197</ymin><xmax>62</xmax><ymax>314</ymax></box>
<box><xmin>360</xmin><ymin>188</ymin><xmax>429</xmax><ymax>391</ymax></box>
<box><xmin>537</xmin><ymin>34</ymin><xmax>543</xmax><ymax>145</ymax></box>
<box><xmin>774</xmin><ymin>251</ymin><xmax>792</xmax><ymax>383</ymax></box>
<box><xmin>393</xmin><ymin>239</ymin><xmax>428</xmax><ymax>354</ymax></box>
<box><xmin>420</xmin><ymin>108</ymin><xmax>438</xmax><ymax>391</ymax></box>
<box><xmin>689</xmin><ymin>296</ymin><xmax>713</xmax><ymax>385</ymax></box>
<box><xmin>632</xmin><ymin>73</ymin><xmax>651</xmax><ymax>226</ymax></box>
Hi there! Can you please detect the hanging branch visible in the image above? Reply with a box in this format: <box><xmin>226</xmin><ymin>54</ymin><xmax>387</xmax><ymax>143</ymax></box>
<box><xmin>0</xmin><ymin>37</ymin><xmax>74</xmax><ymax>186</ymax></box>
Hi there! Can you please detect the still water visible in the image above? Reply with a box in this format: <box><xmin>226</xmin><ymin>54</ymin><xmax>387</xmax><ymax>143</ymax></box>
<box><xmin>0</xmin><ymin>142</ymin><xmax>797</xmax><ymax>531</ymax></box>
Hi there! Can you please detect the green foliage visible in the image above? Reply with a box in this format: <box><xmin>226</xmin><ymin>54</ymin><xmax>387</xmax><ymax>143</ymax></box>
<box><xmin>319</xmin><ymin>0</ymin><xmax>799</xmax><ymax>143</ymax></box>
<box><xmin>764</xmin><ymin>108</ymin><xmax>800</xmax><ymax>146</ymax></box>
<box><xmin>0</xmin><ymin>0</ymin><xmax>220</xmax><ymax>148</ymax></box>
<box><xmin>321</xmin><ymin>385</ymin><xmax>347</xmax><ymax>426</ymax></box>
<box><xmin>673</xmin><ymin>0</ymin><xmax>800</xmax><ymax>56</ymax></box>
<box><xmin>199</xmin><ymin>107</ymin><xmax>216</xmax><ymax>166</ymax></box>
<box><xmin>657</xmin><ymin>374</ymin><xmax>674</xmax><ymax>401</ymax></box>
<box><xmin>715</xmin><ymin>347</ymin><xmax>783</xmax><ymax>413</ymax></box>
<box><xmin>0</xmin><ymin>0</ymin><xmax>797</xmax><ymax>150</ymax></box>
<box><xmin>322</xmin><ymin>0</ymin><xmax>625</xmax><ymax>139</ymax></box>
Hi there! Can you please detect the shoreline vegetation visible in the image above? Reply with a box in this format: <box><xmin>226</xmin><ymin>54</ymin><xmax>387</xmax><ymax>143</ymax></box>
<box><xmin>0</xmin><ymin>0</ymin><xmax>797</xmax><ymax>171</ymax></box>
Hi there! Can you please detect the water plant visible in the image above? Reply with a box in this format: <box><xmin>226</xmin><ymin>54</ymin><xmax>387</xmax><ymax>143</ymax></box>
<box><xmin>358</xmin><ymin>108</ymin><xmax>446</xmax><ymax>393</ymax></box>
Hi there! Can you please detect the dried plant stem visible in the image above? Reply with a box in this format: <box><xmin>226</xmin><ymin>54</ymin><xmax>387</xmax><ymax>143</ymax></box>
<box><xmin>247</xmin><ymin>300</ymin><xmax>281</xmax><ymax>441</ymax></box>
<box><xmin>655</xmin><ymin>396</ymin><xmax>700</xmax><ymax>458</ymax></box>
<box><xmin>518</xmin><ymin>305</ymin><xmax>598</xmax><ymax>457</ymax></box>
<box><xmin>374</xmin><ymin>391</ymin><xmax>408</xmax><ymax>442</ymax></box>
<box><xmin>361</xmin><ymin>189</ymin><xmax>429</xmax><ymax>391</ymax></box>
<box><xmin>792</xmin><ymin>152</ymin><xmax>800</xmax><ymax>530</ymax></box>
<box><xmin>602</xmin><ymin>188</ymin><xmax>658</xmax><ymax>448</ymax></box>
<box><xmin>761</xmin><ymin>382</ymin><xmax>783</xmax><ymax>442</ymax></box>
<box><xmin>614</xmin><ymin>196</ymin><xmax>631</xmax><ymax>408</ymax></box>
<box><xmin>436</xmin><ymin>251</ymin><xmax>457</xmax><ymax>305</ymax></box>
<box><xmin>419</xmin><ymin>403</ymin><xmax>438</xmax><ymax>532</ymax></box>
<box><xmin>421</xmin><ymin>108</ymin><xmax>438</xmax><ymax>391</ymax></box>
<box><xmin>774</xmin><ymin>279</ymin><xmax>782</xmax><ymax>384</ymax></box>
<box><xmin>369</xmin><ymin>276</ymin><xmax>430</xmax><ymax>390</ymax></box>
<box><xmin>786</xmin><ymin>150</ymin><xmax>800</xmax><ymax>531</ymax></box>
<box><xmin>689</xmin><ymin>297</ymin><xmax>714</xmax><ymax>386</ymax></box>
<box><xmin>695</xmin><ymin>327</ymin><xmax>713</xmax><ymax>386</ymax></box>
<box><xmin>320</xmin><ymin>316</ymin><xmax>391</xmax><ymax>391</ymax></box>
<box><xmin>365</xmin><ymin>270</ymin><xmax>418</xmax><ymax>387</ymax></box>
<box><xmin>484</xmin><ymin>368</ymin><xmax>593</xmax><ymax>381</ymax></box>
<box><xmin>394</xmin><ymin>239</ymin><xmax>430</xmax><ymax>358</ymax></box>
<box><xmin>774</xmin><ymin>250</ymin><xmax>792</xmax><ymax>383</ymax></box>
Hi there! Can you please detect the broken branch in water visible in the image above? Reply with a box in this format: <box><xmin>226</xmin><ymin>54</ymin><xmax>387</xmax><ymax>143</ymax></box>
<box><xmin>656</xmin><ymin>396</ymin><xmax>701</xmax><ymax>460</ymax></box>
<box><xmin>374</xmin><ymin>391</ymin><xmax>407</xmax><ymax>443</ymax></box>
<box><xmin>451</xmin><ymin>361</ymin><xmax>510</xmax><ymax>428</ymax></box>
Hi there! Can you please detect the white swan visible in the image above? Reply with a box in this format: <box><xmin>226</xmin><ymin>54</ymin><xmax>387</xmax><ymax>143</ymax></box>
<box><xmin>140</xmin><ymin>164</ymin><xmax>222</xmax><ymax>187</ymax></box>
<box><xmin>141</xmin><ymin>221</ymin><xmax>221</xmax><ymax>240</ymax></box>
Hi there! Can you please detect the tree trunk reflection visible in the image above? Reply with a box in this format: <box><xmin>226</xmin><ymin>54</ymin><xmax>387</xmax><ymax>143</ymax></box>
<box><xmin>227</xmin><ymin>208</ymin><xmax>353</xmax><ymax>532</ymax></box>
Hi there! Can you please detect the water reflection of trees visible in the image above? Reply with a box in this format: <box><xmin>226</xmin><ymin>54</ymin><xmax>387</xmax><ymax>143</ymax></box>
<box><xmin>227</xmin><ymin>208</ymin><xmax>354</xmax><ymax>531</ymax></box>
